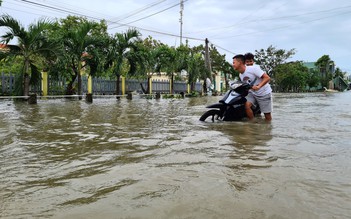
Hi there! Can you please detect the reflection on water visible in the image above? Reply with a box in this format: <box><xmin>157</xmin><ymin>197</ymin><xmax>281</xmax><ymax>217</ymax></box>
<box><xmin>1</xmin><ymin>92</ymin><xmax>351</xmax><ymax>219</ymax></box>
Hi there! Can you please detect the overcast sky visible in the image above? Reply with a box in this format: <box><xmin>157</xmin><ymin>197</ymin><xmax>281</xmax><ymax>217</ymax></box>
<box><xmin>1</xmin><ymin>0</ymin><xmax>351</xmax><ymax>73</ymax></box>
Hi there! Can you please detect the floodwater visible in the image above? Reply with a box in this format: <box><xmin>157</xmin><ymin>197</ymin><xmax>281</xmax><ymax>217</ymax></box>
<box><xmin>0</xmin><ymin>92</ymin><xmax>350</xmax><ymax>219</ymax></box>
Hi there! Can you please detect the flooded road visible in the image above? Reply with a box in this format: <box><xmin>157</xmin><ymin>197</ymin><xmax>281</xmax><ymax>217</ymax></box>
<box><xmin>1</xmin><ymin>92</ymin><xmax>350</xmax><ymax>219</ymax></box>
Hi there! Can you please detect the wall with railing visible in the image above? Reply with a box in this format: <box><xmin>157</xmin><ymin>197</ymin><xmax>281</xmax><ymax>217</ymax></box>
<box><xmin>0</xmin><ymin>72</ymin><xmax>203</xmax><ymax>96</ymax></box>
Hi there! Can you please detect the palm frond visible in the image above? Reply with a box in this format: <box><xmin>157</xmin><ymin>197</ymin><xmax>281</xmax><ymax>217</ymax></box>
<box><xmin>0</xmin><ymin>14</ymin><xmax>26</xmax><ymax>41</ymax></box>
<box><xmin>0</xmin><ymin>50</ymin><xmax>9</xmax><ymax>61</ymax></box>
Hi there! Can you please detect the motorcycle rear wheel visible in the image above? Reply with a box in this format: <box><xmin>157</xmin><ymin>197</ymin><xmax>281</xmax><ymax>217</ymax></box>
<box><xmin>199</xmin><ymin>109</ymin><xmax>222</xmax><ymax>122</ymax></box>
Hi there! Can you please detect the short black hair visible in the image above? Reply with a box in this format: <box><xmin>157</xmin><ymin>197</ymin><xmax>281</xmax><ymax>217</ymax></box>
<box><xmin>233</xmin><ymin>54</ymin><xmax>245</xmax><ymax>63</ymax></box>
<box><xmin>244</xmin><ymin>52</ymin><xmax>254</xmax><ymax>60</ymax></box>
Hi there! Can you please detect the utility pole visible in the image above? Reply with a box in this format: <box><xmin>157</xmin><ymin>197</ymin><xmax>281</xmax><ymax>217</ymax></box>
<box><xmin>204</xmin><ymin>38</ymin><xmax>212</xmax><ymax>94</ymax></box>
<box><xmin>179</xmin><ymin>0</ymin><xmax>184</xmax><ymax>45</ymax></box>
<box><xmin>204</xmin><ymin>38</ymin><xmax>212</xmax><ymax>72</ymax></box>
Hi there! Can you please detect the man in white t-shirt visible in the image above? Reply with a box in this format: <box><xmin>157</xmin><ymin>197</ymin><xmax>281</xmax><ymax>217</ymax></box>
<box><xmin>232</xmin><ymin>54</ymin><xmax>272</xmax><ymax>121</ymax></box>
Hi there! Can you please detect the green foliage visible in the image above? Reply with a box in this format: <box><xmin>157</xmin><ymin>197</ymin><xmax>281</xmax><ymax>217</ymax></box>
<box><xmin>185</xmin><ymin>91</ymin><xmax>200</xmax><ymax>97</ymax></box>
<box><xmin>334</xmin><ymin>67</ymin><xmax>346</xmax><ymax>79</ymax></box>
<box><xmin>187</xmin><ymin>52</ymin><xmax>206</xmax><ymax>86</ymax></box>
<box><xmin>46</xmin><ymin>16</ymin><xmax>110</xmax><ymax>95</ymax></box>
<box><xmin>0</xmin><ymin>56</ymin><xmax>23</xmax><ymax>73</ymax></box>
<box><xmin>255</xmin><ymin>45</ymin><xmax>296</xmax><ymax>77</ymax></box>
<box><xmin>209</xmin><ymin>44</ymin><xmax>227</xmax><ymax>74</ymax></box>
<box><xmin>315</xmin><ymin>55</ymin><xmax>333</xmax><ymax>87</ymax></box>
<box><xmin>315</xmin><ymin>55</ymin><xmax>331</xmax><ymax>69</ymax></box>
<box><xmin>275</xmin><ymin>61</ymin><xmax>309</xmax><ymax>92</ymax></box>
<box><xmin>0</xmin><ymin>14</ymin><xmax>57</xmax><ymax>95</ymax></box>
<box><xmin>306</xmin><ymin>68</ymin><xmax>320</xmax><ymax>90</ymax></box>
<box><xmin>162</xmin><ymin>93</ymin><xmax>184</xmax><ymax>99</ymax></box>
<box><xmin>100</xmin><ymin>28</ymin><xmax>142</xmax><ymax>94</ymax></box>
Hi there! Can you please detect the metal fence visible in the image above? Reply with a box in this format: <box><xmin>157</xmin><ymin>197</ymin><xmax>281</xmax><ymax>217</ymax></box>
<box><xmin>0</xmin><ymin>73</ymin><xmax>203</xmax><ymax>96</ymax></box>
<box><xmin>1</xmin><ymin>73</ymin><xmax>15</xmax><ymax>95</ymax></box>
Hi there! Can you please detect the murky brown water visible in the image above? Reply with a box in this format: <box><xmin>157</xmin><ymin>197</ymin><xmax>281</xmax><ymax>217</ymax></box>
<box><xmin>1</xmin><ymin>92</ymin><xmax>350</xmax><ymax>219</ymax></box>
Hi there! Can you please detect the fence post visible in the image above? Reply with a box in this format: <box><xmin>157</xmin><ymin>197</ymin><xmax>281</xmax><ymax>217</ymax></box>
<box><xmin>187</xmin><ymin>83</ymin><xmax>190</xmax><ymax>94</ymax></box>
<box><xmin>149</xmin><ymin>78</ymin><xmax>152</xmax><ymax>94</ymax></box>
<box><xmin>28</xmin><ymin>93</ymin><xmax>37</xmax><ymax>104</ymax></box>
<box><xmin>87</xmin><ymin>75</ymin><xmax>92</xmax><ymax>94</ymax></box>
<box><xmin>121</xmin><ymin>76</ymin><xmax>125</xmax><ymax>95</ymax></box>
<box><xmin>156</xmin><ymin>92</ymin><xmax>161</xmax><ymax>99</ymax></box>
<box><xmin>169</xmin><ymin>79</ymin><xmax>172</xmax><ymax>94</ymax></box>
<box><xmin>127</xmin><ymin>92</ymin><xmax>132</xmax><ymax>100</ymax></box>
<box><xmin>86</xmin><ymin>93</ymin><xmax>93</xmax><ymax>103</ymax></box>
<box><xmin>41</xmin><ymin>71</ymin><xmax>48</xmax><ymax>96</ymax></box>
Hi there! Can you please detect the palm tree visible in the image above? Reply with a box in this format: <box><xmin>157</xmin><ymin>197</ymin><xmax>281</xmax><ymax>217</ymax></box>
<box><xmin>136</xmin><ymin>42</ymin><xmax>163</xmax><ymax>94</ymax></box>
<box><xmin>106</xmin><ymin>29</ymin><xmax>141</xmax><ymax>96</ymax></box>
<box><xmin>153</xmin><ymin>44</ymin><xmax>177</xmax><ymax>93</ymax></box>
<box><xmin>0</xmin><ymin>14</ymin><xmax>57</xmax><ymax>96</ymax></box>
<box><xmin>51</xmin><ymin>19</ymin><xmax>106</xmax><ymax>97</ymax></box>
<box><xmin>46</xmin><ymin>16</ymin><xmax>109</xmax><ymax>96</ymax></box>
<box><xmin>63</xmin><ymin>22</ymin><xmax>96</xmax><ymax>97</ymax></box>
<box><xmin>187</xmin><ymin>52</ymin><xmax>207</xmax><ymax>92</ymax></box>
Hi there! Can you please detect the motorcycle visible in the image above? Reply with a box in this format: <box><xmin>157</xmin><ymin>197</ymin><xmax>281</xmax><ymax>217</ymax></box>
<box><xmin>199</xmin><ymin>79</ymin><xmax>261</xmax><ymax>122</ymax></box>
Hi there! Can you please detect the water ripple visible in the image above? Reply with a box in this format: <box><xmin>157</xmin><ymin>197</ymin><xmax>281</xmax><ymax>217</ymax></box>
<box><xmin>1</xmin><ymin>93</ymin><xmax>351</xmax><ymax>219</ymax></box>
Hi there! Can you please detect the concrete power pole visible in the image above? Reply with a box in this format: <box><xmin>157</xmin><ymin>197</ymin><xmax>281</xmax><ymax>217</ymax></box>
<box><xmin>204</xmin><ymin>38</ymin><xmax>213</xmax><ymax>94</ymax></box>
<box><xmin>205</xmin><ymin>38</ymin><xmax>212</xmax><ymax>72</ymax></box>
<box><xmin>179</xmin><ymin>0</ymin><xmax>184</xmax><ymax>45</ymax></box>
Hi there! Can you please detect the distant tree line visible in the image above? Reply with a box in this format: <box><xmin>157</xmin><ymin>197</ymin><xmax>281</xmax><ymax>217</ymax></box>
<box><xmin>254</xmin><ymin>45</ymin><xmax>348</xmax><ymax>92</ymax></box>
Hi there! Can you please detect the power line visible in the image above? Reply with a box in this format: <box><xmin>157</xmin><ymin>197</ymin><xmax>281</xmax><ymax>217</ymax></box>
<box><xmin>108</xmin><ymin>0</ymin><xmax>188</xmax><ymax>30</ymax></box>
<box><xmin>15</xmin><ymin>0</ymin><xmax>92</xmax><ymax>18</ymax></box>
<box><xmin>27</xmin><ymin>0</ymin><xmax>111</xmax><ymax>19</ymax></box>
<box><xmin>109</xmin><ymin>0</ymin><xmax>167</xmax><ymax>23</ymax></box>
<box><xmin>212</xmin><ymin>9</ymin><xmax>351</xmax><ymax>40</ymax></box>
<box><xmin>187</xmin><ymin>4</ymin><xmax>351</xmax><ymax>37</ymax></box>
<box><xmin>1</xmin><ymin>5</ymin><xmax>59</xmax><ymax>18</ymax></box>
<box><xmin>11</xmin><ymin>0</ymin><xmax>189</xmax><ymax>38</ymax></box>
<box><xmin>209</xmin><ymin>41</ymin><xmax>235</xmax><ymax>55</ymax></box>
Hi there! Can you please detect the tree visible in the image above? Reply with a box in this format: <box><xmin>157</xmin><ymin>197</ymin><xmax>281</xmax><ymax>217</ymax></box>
<box><xmin>0</xmin><ymin>14</ymin><xmax>57</xmax><ymax>96</ymax></box>
<box><xmin>48</xmin><ymin>16</ymin><xmax>108</xmax><ymax>96</ymax></box>
<box><xmin>174</xmin><ymin>42</ymin><xmax>207</xmax><ymax>93</ymax></box>
<box><xmin>222</xmin><ymin>61</ymin><xmax>238</xmax><ymax>90</ymax></box>
<box><xmin>334</xmin><ymin>67</ymin><xmax>346</xmax><ymax>79</ymax></box>
<box><xmin>255</xmin><ymin>45</ymin><xmax>296</xmax><ymax>78</ymax></box>
<box><xmin>275</xmin><ymin>61</ymin><xmax>309</xmax><ymax>92</ymax></box>
<box><xmin>306</xmin><ymin>68</ymin><xmax>320</xmax><ymax>91</ymax></box>
<box><xmin>209</xmin><ymin>44</ymin><xmax>233</xmax><ymax>91</ymax></box>
<box><xmin>315</xmin><ymin>55</ymin><xmax>333</xmax><ymax>87</ymax></box>
<box><xmin>154</xmin><ymin>44</ymin><xmax>177</xmax><ymax>93</ymax></box>
<box><xmin>187</xmin><ymin>51</ymin><xmax>207</xmax><ymax>92</ymax></box>
<box><xmin>131</xmin><ymin>37</ymin><xmax>162</xmax><ymax>93</ymax></box>
<box><xmin>105</xmin><ymin>28</ymin><xmax>141</xmax><ymax>95</ymax></box>
<box><xmin>138</xmin><ymin>36</ymin><xmax>164</xmax><ymax>78</ymax></box>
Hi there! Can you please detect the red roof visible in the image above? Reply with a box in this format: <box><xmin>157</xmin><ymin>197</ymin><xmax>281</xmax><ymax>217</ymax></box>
<box><xmin>0</xmin><ymin>44</ymin><xmax>9</xmax><ymax>50</ymax></box>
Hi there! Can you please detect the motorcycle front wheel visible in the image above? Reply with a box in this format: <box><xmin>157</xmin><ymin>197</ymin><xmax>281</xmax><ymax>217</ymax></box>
<box><xmin>199</xmin><ymin>109</ymin><xmax>222</xmax><ymax>122</ymax></box>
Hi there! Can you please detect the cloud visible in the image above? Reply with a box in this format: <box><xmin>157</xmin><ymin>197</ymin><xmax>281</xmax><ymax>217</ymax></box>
<box><xmin>1</xmin><ymin>0</ymin><xmax>350</xmax><ymax>72</ymax></box>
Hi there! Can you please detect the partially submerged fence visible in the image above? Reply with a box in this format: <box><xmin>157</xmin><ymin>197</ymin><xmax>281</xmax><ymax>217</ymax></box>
<box><xmin>1</xmin><ymin>72</ymin><xmax>203</xmax><ymax>96</ymax></box>
<box><xmin>1</xmin><ymin>73</ymin><xmax>15</xmax><ymax>96</ymax></box>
